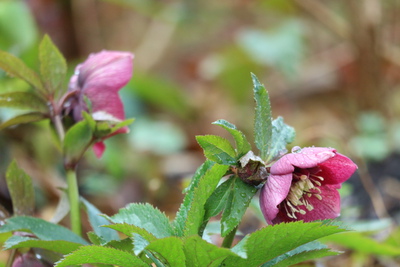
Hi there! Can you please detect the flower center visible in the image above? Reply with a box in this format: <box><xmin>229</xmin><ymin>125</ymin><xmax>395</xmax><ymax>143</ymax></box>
<box><xmin>283</xmin><ymin>170</ymin><xmax>325</xmax><ymax>219</ymax></box>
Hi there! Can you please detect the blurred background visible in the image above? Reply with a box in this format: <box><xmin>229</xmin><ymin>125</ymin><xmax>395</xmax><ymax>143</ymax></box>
<box><xmin>1</xmin><ymin>0</ymin><xmax>400</xmax><ymax>266</ymax></box>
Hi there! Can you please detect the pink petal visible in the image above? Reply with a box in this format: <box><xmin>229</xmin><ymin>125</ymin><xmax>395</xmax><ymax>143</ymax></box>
<box><xmin>259</xmin><ymin>173</ymin><xmax>292</xmax><ymax>224</ymax></box>
<box><xmin>93</xmin><ymin>142</ymin><xmax>106</xmax><ymax>158</ymax></box>
<box><xmin>318</xmin><ymin>153</ymin><xmax>358</xmax><ymax>185</ymax></box>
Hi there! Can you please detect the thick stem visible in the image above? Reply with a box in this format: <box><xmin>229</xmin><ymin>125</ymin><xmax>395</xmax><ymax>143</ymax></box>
<box><xmin>221</xmin><ymin>226</ymin><xmax>238</xmax><ymax>248</ymax></box>
<box><xmin>66</xmin><ymin>169</ymin><xmax>81</xmax><ymax>236</ymax></box>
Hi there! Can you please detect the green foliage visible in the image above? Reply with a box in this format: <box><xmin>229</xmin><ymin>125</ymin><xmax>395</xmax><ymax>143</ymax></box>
<box><xmin>266</xmin><ymin>116</ymin><xmax>295</xmax><ymax>162</ymax></box>
<box><xmin>212</xmin><ymin>119</ymin><xmax>252</xmax><ymax>157</ymax></box>
<box><xmin>38</xmin><ymin>35</ymin><xmax>67</xmax><ymax>95</ymax></box>
<box><xmin>106</xmin><ymin>203</ymin><xmax>174</xmax><ymax>239</ymax></box>
<box><xmin>0</xmin><ymin>112</ymin><xmax>46</xmax><ymax>130</ymax></box>
<box><xmin>0</xmin><ymin>50</ymin><xmax>44</xmax><ymax>92</ymax></box>
<box><xmin>55</xmin><ymin>245</ymin><xmax>147</xmax><ymax>267</ymax></box>
<box><xmin>5</xmin><ymin>160</ymin><xmax>35</xmax><ymax>215</ymax></box>
<box><xmin>145</xmin><ymin>237</ymin><xmax>185</xmax><ymax>266</ymax></box>
<box><xmin>0</xmin><ymin>92</ymin><xmax>47</xmax><ymax>112</ymax></box>
<box><xmin>104</xmin><ymin>223</ymin><xmax>157</xmax><ymax>242</ymax></box>
<box><xmin>222</xmin><ymin>221</ymin><xmax>346</xmax><ymax>266</ymax></box>
<box><xmin>0</xmin><ymin>216</ymin><xmax>88</xmax><ymax>244</ymax></box>
<box><xmin>196</xmin><ymin>135</ymin><xmax>237</xmax><ymax>165</ymax></box>
<box><xmin>252</xmin><ymin>73</ymin><xmax>272</xmax><ymax>160</ymax></box>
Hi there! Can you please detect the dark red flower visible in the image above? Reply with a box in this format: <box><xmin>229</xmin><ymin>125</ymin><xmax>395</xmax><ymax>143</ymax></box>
<box><xmin>259</xmin><ymin>146</ymin><xmax>357</xmax><ymax>224</ymax></box>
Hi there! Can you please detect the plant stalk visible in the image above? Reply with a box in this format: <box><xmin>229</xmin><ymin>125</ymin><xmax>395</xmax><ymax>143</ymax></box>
<box><xmin>221</xmin><ymin>225</ymin><xmax>238</xmax><ymax>248</ymax></box>
<box><xmin>66</xmin><ymin>169</ymin><xmax>81</xmax><ymax>236</ymax></box>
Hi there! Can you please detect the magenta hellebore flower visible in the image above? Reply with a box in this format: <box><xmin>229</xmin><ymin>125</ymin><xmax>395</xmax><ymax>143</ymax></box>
<box><xmin>259</xmin><ymin>146</ymin><xmax>357</xmax><ymax>224</ymax></box>
<box><xmin>68</xmin><ymin>50</ymin><xmax>134</xmax><ymax>158</ymax></box>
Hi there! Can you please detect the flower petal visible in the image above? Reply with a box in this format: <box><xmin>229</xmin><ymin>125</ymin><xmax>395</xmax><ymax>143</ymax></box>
<box><xmin>318</xmin><ymin>153</ymin><xmax>358</xmax><ymax>185</ymax></box>
<box><xmin>259</xmin><ymin>173</ymin><xmax>292</xmax><ymax>224</ymax></box>
<box><xmin>93</xmin><ymin>141</ymin><xmax>106</xmax><ymax>158</ymax></box>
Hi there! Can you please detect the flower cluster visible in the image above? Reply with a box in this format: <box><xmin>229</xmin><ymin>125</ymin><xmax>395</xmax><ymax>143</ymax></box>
<box><xmin>259</xmin><ymin>146</ymin><xmax>357</xmax><ymax>224</ymax></box>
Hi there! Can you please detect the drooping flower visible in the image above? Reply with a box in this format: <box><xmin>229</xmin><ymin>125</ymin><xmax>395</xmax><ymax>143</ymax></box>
<box><xmin>259</xmin><ymin>146</ymin><xmax>357</xmax><ymax>224</ymax></box>
<box><xmin>67</xmin><ymin>50</ymin><xmax>134</xmax><ymax>158</ymax></box>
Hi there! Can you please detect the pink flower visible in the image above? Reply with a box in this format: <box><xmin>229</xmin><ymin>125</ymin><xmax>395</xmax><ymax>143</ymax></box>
<box><xmin>259</xmin><ymin>146</ymin><xmax>357</xmax><ymax>224</ymax></box>
<box><xmin>68</xmin><ymin>50</ymin><xmax>134</xmax><ymax>158</ymax></box>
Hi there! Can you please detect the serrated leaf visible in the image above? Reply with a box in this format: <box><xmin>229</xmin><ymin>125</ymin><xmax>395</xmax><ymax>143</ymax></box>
<box><xmin>204</xmin><ymin>178</ymin><xmax>234</xmax><ymax>219</ymax></box>
<box><xmin>55</xmin><ymin>245</ymin><xmax>147</xmax><ymax>267</ymax></box>
<box><xmin>107</xmin><ymin>203</ymin><xmax>174</xmax><ymax>239</ymax></box>
<box><xmin>0</xmin><ymin>50</ymin><xmax>44</xmax><ymax>92</ymax></box>
<box><xmin>212</xmin><ymin>119</ymin><xmax>251</xmax><ymax>157</ymax></box>
<box><xmin>252</xmin><ymin>73</ymin><xmax>272</xmax><ymax>160</ymax></box>
<box><xmin>133</xmin><ymin>233</ymin><xmax>150</xmax><ymax>255</ymax></box>
<box><xmin>221</xmin><ymin>177</ymin><xmax>257</xmax><ymax>237</ymax></box>
<box><xmin>320</xmin><ymin>231</ymin><xmax>400</xmax><ymax>256</ymax></box>
<box><xmin>266</xmin><ymin>116</ymin><xmax>295</xmax><ymax>162</ymax></box>
<box><xmin>262</xmin><ymin>241</ymin><xmax>337</xmax><ymax>267</ymax></box>
<box><xmin>223</xmin><ymin>221</ymin><xmax>346</xmax><ymax>266</ymax></box>
<box><xmin>173</xmin><ymin>161</ymin><xmax>215</xmax><ymax>236</ymax></box>
<box><xmin>106</xmin><ymin>238</ymin><xmax>134</xmax><ymax>252</ymax></box>
<box><xmin>0</xmin><ymin>216</ymin><xmax>88</xmax><ymax>244</ymax></box>
<box><xmin>0</xmin><ymin>112</ymin><xmax>46</xmax><ymax>130</ymax></box>
<box><xmin>0</xmin><ymin>92</ymin><xmax>48</xmax><ymax>112</ymax></box>
<box><xmin>183</xmin><ymin>163</ymin><xmax>229</xmax><ymax>236</ymax></box>
<box><xmin>196</xmin><ymin>135</ymin><xmax>237</xmax><ymax>165</ymax></box>
<box><xmin>5</xmin><ymin>160</ymin><xmax>35</xmax><ymax>215</ymax></box>
<box><xmin>81</xmin><ymin>198</ymin><xmax>119</xmax><ymax>243</ymax></box>
<box><xmin>63</xmin><ymin>118</ymin><xmax>93</xmax><ymax>167</ymax></box>
<box><xmin>146</xmin><ymin>237</ymin><xmax>185</xmax><ymax>267</ymax></box>
<box><xmin>39</xmin><ymin>35</ymin><xmax>67</xmax><ymax>95</ymax></box>
<box><xmin>104</xmin><ymin>223</ymin><xmax>157</xmax><ymax>243</ymax></box>
<box><xmin>4</xmin><ymin>235</ymin><xmax>83</xmax><ymax>254</ymax></box>
<box><xmin>87</xmin><ymin>231</ymin><xmax>104</xmax><ymax>245</ymax></box>
<box><xmin>184</xmin><ymin>235</ymin><xmax>239</xmax><ymax>267</ymax></box>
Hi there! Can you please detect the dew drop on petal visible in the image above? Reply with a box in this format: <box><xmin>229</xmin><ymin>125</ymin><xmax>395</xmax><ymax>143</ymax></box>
<box><xmin>291</xmin><ymin>146</ymin><xmax>302</xmax><ymax>153</ymax></box>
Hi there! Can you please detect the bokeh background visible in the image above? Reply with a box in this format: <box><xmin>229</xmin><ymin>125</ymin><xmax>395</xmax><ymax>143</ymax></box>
<box><xmin>1</xmin><ymin>0</ymin><xmax>400</xmax><ymax>266</ymax></box>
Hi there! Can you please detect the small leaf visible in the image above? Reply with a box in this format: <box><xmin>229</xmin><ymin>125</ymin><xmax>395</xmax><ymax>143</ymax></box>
<box><xmin>220</xmin><ymin>177</ymin><xmax>257</xmax><ymax>237</ymax></box>
<box><xmin>107</xmin><ymin>203</ymin><xmax>174</xmax><ymax>239</ymax></box>
<box><xmin>212</xmin><ymin>119</ymin><xmax>251</xmax><ymax>157</ymax></box>
<box><xmin>0</xmin><ymin>112</ymin><xmax>46</xmax><ymax>130</ymax></box>
<box><xmin>266</xmin><ymin>116</ymin><xmax>295</xmax><ymax>162</ymax></box>
<box><xmin>0</xmin><ymin>216</ymin><xmax>88</xmax><ymax>244</ymax></box>
<box><xmin>5</xmin><ymin>160</ymin><xmax>35</xmax><ymax>215</ymax></box>
<box><xmin>81</xmin><ymin>198</ymin><xmax>119</xmax><ymax>243</ymax></box>
<box><xmin>146</xmin><ymin>237</ymin><xmax>185</xmax><ymax>267</ymax></box>
<box><xmin>223</xmin><ymin>221</ymin><xmax>346</xmax><ymax>266</ymax></box>
<box><xmin>184</xmin><ymin>235</ymin><xmax>239</xmax><ymax>267</ymax></box>
<box><xmin>252</xmin><ymin>73</ymin><xmax>272</xmax><ymax>160</ymax></box>
<box><xmin>0</xmin><ymin>50</ymin><xmax>44</xmax><ymax>92</ymax></box>
<box><xmin>63</xmin><ymin>118</ymin><xmax>93</xmax><ymax>167</ymax></box>
<box><xmin>196</xmin><ymin>135</ymin><xmax>237</xmax><ymax>165</ymax></box>
<box><xmin>104</xmin><ymin>223</ymin><xmax>157</xmax><ymax>243</ymax></box>
<box><xmin>0</xmin><ymin>92</ymin><xmax>48</xmax><ymax>112</ymax></box>
<box><xmin>4</xmin><ymin>235</ymin><xmax>83</xmax><ymax>254</ymax></box>
<box><xmin>204</xmin><ymin>178</ymin><xmax>234</xmax><ymax>219</ymax></box>
<box><xmin>110</xmin><ymin>118</ymin><xmax>135</xmax><ymax>132</ymax></box>
<box><xmin>55</xmin><ymin>245</ymin><xmax>147</xmax><ymax>267</ymax></box>
<box><xmin>39</xmin><ymin>35</ymin><xmax>67</xmax><ymax>95</ymax></box>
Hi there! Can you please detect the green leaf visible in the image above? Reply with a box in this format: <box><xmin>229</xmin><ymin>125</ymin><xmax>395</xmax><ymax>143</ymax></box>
<box><xmin>223</xmin><ymin>221</ymin><xmax>346</xmax><ymax>266</ymax></box>
<box><xmin>212</xmin><ymin>119</ymin><xmax>251</xmax><ymax>157</ymax></box>
<box><xmin>104</xmin><ymin>223</ymin><xmax>157</xmax><ymax>243</ymax></box>
<box><xmin>0</xmin><ymin>216</ymin><xmax>88</xmax><ymax>244</ymax></box>
<box><xmin>184</xmin><ymin>235</ymin><xmax>239</xmax><ymax>267</ymax></box>
<box><xmin>146</xmin><ymin>237</ymin><xmax>185</xmax><ymax>267</ymax></box>
<box><xmin>220</xmin><ymin>177</ymin><xmax>257</xmax><ymax>237</ymax></box>
<box><xmin>55</xmin><ymin>245</ymin><xmax>147</xmax><ymax>267</ymax></box>
<box><xmin>196</xmin><ymin>135</ymin><xmax>237</xmax><ymax>165</ymax></box>
<box><xmin>204</xmin><ymin>178</ymin><xmax>234</xmax><ymax>219</ymax></box>
<box><xmin>133</xmin><ymin>233</ymin><xmax>150</xmax><ymax>255</ymax></box>
<box><xmin>252</xmin><ymin>73</ymin><xmax>272</xmax><ymax>160</ymax></box>
<box><xmin>266</xmin><ymin>117</ymin><xmax>295</xmax><ymax>162</ymax></box>
<box><xmin>183</xmin><ymin>163</ymin><xmax>229</xmax><ymax>236</ymax></box>
<box><xmin>81</xmin><ymin>198</ymin><xmax>119</xmax><ymax>243</ymax></box>
<box><xmin>106</xmin><ymin>203</ymin><xmax>174</xmax><ymax>239</ymax></box>
<box><xmin>5</xmin><ymin>160</ymin><xmax>35</xmax><ymax>215</ymax></box>
<box><xmin>4</xmin><ymin>235</ymin><xmax>83</xmax><ymax>254</ymax></box>
<box><xmin>0</xmin><ymin>50</ymin><xmax>44</xmax><ymax>92</ymax></box>
<box><xmin>262</xmin><ymin>241</ymin><xmax>338</xmax><ymax>267</ymax></box>
<box><xmin>63</xmin><ymin>118</ymin><xmax>93</xmax><ymax>167</ymax></box>
<box><xmin>0</xmin><ymin>112</ymin><xmax>46</xmax><ymax>130</ymax></box>
<box><xmin>39</xmin><ymin>35</ymin><xmax>67</xmax><ymax>95</ymax></box>
<box><xmin>0</xmin><ymin>92</ymin><xmax>48</xmax><ymax>112</ymax></box>
<box><xmin>320</xmin><ymin>231</ymin><xmax>400</xmax><ymax>256</ymax></box>
<box><xmin>173</xmin><ymin>161</ymin><xmax>215</xmax><ymax>236</ymax></box>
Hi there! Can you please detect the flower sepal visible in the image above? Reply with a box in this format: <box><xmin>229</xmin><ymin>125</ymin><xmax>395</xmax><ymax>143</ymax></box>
<box><xmin>237</xmin><ymin>151</ymin><xmax>268</xmax><ymax>186</ymax></box>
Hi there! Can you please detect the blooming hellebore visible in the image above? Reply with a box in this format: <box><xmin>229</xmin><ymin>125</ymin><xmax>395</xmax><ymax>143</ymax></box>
<box><xmin>67</xmin><ymin>50</ymin><xmax>134</xmax><ymax>158</ymax></box>
<box><xmin>259</xmin><ymin>146</ymin><xmax>357</xmax><ymax>224</ymax></box>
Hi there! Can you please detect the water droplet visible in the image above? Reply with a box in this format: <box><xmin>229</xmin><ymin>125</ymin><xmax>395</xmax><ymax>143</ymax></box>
<box><xmin>291</xmin><ymin>146</ymin><xmax>302</xmax><ymax>153</ymax></box>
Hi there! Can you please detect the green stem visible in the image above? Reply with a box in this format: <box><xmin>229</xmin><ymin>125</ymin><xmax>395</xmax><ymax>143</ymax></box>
<box><xmin>221</xmin><ymin>225</ymin><xmax>238</xmax><ymax>248</ymax></box>
<box><xmin>67</xmin><ymin>168</ymin><xmax>81</xmax><ymax>236</ymax></box>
